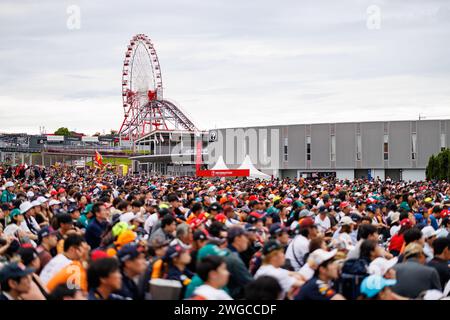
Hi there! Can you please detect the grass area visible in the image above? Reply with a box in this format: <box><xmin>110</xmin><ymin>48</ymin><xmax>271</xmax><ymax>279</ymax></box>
<box><xmin>87</xmin><ymin>157</ymin><xmax>131</xmax><ymax>166</ymax></box>
<box><xmin>122</xmin><ymin>149</ymin><xmax>148</xmax><ymax>155</ymax></box>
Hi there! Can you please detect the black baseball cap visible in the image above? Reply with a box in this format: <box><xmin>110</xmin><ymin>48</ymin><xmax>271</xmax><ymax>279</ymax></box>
<box><xmin>262</xmin><ymin>240</ymin><xmax>283</xmax><ymax>255</ymax></box>
<box><xmin>209</xmin><ymin>203</ymin><xmax>223</xmax><ymax>212</ymax></box>
<box><xmin>244</xmin><ymin>223</ymin><xmax>257</xmax><ymax>232</ymax></box>
<box><xmin>269</xmin><ymin>223</ymin><xmax>288</xmax><ymax>236</ymax></box>
<box><xmin>117</xmin><ymin>244</ymin><xmax>145</xmax><ymax>263</ymax></box>
<box><xmin>193</xmin><ymin>230</ymin><xmax>208</xmax><ymax>241</ymax></box>
<box><xmin>37</xmin><ymin>226</ymin><xmax>58</xmax><ymax>242</ymax></box>
<box><xmin>0</xmin><ymin>263</ymin><xmax>34</xmax><ymax>282</ymax></box>
<box><xmin>227</xmin><ymin>226</ymin><xmax>248</xmax><ymax>243</ymax></box>
<box><xmin>318</xmin><ymin>206</ymin><xmax>328</xmax><ymax>214</ymax></box>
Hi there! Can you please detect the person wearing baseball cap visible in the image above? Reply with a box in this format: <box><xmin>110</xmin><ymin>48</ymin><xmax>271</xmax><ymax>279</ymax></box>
<box><xmin>116</xmin><ymin>244</ymin><xmax>147</xmax><ymax>300</ymax></box>
<box><xmin>0</xmin><ymin>262</ymin><xmax>34</xmax><ymax>300</ymax></box>
<box><xmin>314</xmin><ymin>206</ymin><xmax>331</xmax><ymax>234</ymax></box>
<box><xmin>152</xmin><ymin>244</ymin><xmax>194</xmax><ymax>299</ymax></box>
<box><xmin>360</xmin><ymin>275</ymin><xmax>404</xmax><ymax>300</ymax></box>
<box><xmin>1</xmin><ymin>181</ymin><xmax>16</xmax><ymax>204</ymax></box>
<box><xmin>368</xmin><ymin>257</ymin><xmax>399</xmax><ymax>278</ymax></box>
<box><xmin>36</xmin><ymin>226</ymin><xmax>58</xmax><ymax>272</ymax></box>
<box><xmin>208</xmin><ymin>202</ymin><xmax>223</xmax><ymax>218</ymax></box>
<box><xmin>335</xmin><ymin>216</ymin><xmax>356</xmax><ymax>252</ymax></box>
<box><xmin>269</xmin><ymin>223</ymin><xmax>290</xmax><ymax>247</ymax></box>
<box><xmin>392</xmin><ymin>242</ymin><xmax>442</xmax><ymax>298</ymax></box>
<box><xmin>3</xmin><ymin>208</ymin><xmax>24</xmax><ymax>238</ymax></box>
<box><xmin>339</xmin><ymin>201</ymin><xmax>352</xmax><ymax>217</ymax></box>
<box><xmin>223</xmin><ymin>226</ymin><xmax>253</xmax><ymax>299</ymax></box>
<box><xmin>19</xmin><ymin>201</ymin><xmax>40</xmax><ymax>241</ymax></box>
<box><xmin>254</xmin><ymin>240</ymin><xmax>304</xmax><ymax>298</ymax></box>
<box><xmin>187</xmin><ymin>230</ymin><xmax>209</xmax><ymax>273</ymax></box>
<box><xmin>294</xmin><ymin>248</ymin><xmax>344</xmax><ymax>300</ymax></box>
<box><xmin>78</xmin><ymin>203</ymin><xmax>94</xmax><ymax>229</ymax></box>
<box><xmin>285</xmin><ymin>217</ymin><xmax>319</xmax><ymax>271</ymax></box>
<box><xmin>421</xmin><ymin>225</ymin><xmax>438</xmax><ymax>262</ymax></box>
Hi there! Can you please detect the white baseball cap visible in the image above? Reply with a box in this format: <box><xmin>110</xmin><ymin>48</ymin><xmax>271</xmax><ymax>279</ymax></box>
<box><xmin>26</xmin><ymin>191</ymin><xmax>35</xmax><ymax>199</ymax></box>
<box><xmin>308</xmin><ymin>249</ymin><xmax>337</xmax><ymax>266</ymax></box>
<box><xmin>4</xmin><ymin>181</ymin><xmax>14</xmax><ymax>188</ymax></box>
<box><xmin>19</xmin><ymin>201</ymin><xmax>33</xmax><ymax>214</ymax></box>
<box><xmin>37</xmin><ymin>196</ymin><xmax>48</xmax><ymax>205</ymax></box>
<box><xmin>339</xmin><ymin>216</ymin><xmax>357</xmax><ymax>226</ymax></box>
<box><xmin>368</xmin><ymin>257</ymin><xmax>398</xmax><ymax>276</ymax></box>
<box><xmin>421</xmin><ymin>226</ymin><xmax>438</xmax><ymax>239</ymax></box>
<box><xmin>31</xmin><ymin>200</ymin><xmax>41</xmax><ymax>208</ymax></box>
<box><xmin>48</xmin><ymin>199</ymin><xmax>61</xmax><ymax>206</ymax></box>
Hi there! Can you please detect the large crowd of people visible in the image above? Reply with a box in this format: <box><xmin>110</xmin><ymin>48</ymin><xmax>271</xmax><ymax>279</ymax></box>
<box><xmin>0</xmin><ymin>163</ymin><xmax>449</xmax><ymax>300</ymax></box>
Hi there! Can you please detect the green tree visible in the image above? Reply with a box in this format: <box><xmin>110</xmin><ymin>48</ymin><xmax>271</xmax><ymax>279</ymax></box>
<box><xmin>426</xmin><ymin>155</ymin><xmax>435</xmax><ymax>180</ymax></box>
<box><xmin>54</xmin><ymin>127</ymin><xmax>70</xmax><ymax>136</ymax></box>
<box><xmin>427</xmin><ymin>148</ymin><xmax>450</xmax><ymax>181</ymax></box>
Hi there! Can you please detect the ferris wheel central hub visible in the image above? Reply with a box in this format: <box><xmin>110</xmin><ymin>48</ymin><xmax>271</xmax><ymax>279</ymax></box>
<box><xmin>118</xmin><ymin>34</ymin><xmax>197</xmax><ymax>140</ymax></box>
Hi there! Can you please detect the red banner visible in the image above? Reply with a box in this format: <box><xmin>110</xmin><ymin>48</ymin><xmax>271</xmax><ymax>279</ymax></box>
<box><xmin>196</xmin><ymin>169</ymin><xmax>250</xmax><ymax>177</ymax></box>
<box><xmin>195</xmin><ymin>140</ymin><xmax>249</xmax><ymax>177</ymax></box>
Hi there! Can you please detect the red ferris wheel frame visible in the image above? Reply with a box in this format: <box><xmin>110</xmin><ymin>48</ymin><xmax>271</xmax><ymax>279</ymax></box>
<box><xmin>118</xmin><ymin>34</ymin><xmax>198</xmax><ymax>141</ymax></box>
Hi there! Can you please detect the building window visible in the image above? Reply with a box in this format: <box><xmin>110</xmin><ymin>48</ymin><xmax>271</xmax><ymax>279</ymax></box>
<box><xmin>411</xmin><ymin>133</ymin><xmax>417</xmax><ymax>160</ymax></box>
<box><xmin>383</xmin><ymin>134</ymin><xmax>389</xmax><ymax>160</ymax></box>
<box><xmin>330</xmin><ymin>135</ymin><xmax>336</xmax><ymax>161</ymax></box>
<box><xmin>441</xmin><ymin>133</ymin><xmax>446</xmax><ymax>151</ymax></box>
<box><xmin>283</xmin><ymin>137</ymin><xmax>288</xmax><ymax>161</ymax></box>
<box><xmin>306</xmin><ymin>136</ymin><xmax>311</xmax><ymax>161</ymax></box>
<box><xmin>356</xmin><ymin>134</ymin><xmax>362</xmax><ymax>160</ymax></box>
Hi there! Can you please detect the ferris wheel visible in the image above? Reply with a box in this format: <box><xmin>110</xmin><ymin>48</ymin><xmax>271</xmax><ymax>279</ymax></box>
<box><xmin>119</xmin><ymin>34</ymin><xmax>197</xmax><ymax>140</ymax></box>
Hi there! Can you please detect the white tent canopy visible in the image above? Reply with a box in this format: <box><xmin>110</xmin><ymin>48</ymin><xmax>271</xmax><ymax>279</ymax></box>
<box><xmin>238</xmin><ymin>155</ymin><xmax>271</xmax><ymax>180</ymax></box>
<box><xmin>210</xmin><ymin>155</ymin><xmax>229</xmax><ymax>170</ymax></box>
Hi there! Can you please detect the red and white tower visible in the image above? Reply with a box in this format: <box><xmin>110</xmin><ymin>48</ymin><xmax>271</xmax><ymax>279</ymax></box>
<box><xmin>119</xmin><ymin>34</ymin><xmax>197</xmax><ymax>140</ymax></box>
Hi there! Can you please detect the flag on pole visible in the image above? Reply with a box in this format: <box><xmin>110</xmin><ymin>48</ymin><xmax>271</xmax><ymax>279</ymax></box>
<box><xmin>94</xmin><ymin>150</ymin><xmax>104</xmax><ymax>168</ymax></box>
<box><xmin>155</xmin><ymin>136</ymin><xmax>159</xmax><ymax>144</ymax></box>
<box><xmin>160</xmin><ymin>134</ymin><xmax>164</xmax><ymax>143</ymax></box>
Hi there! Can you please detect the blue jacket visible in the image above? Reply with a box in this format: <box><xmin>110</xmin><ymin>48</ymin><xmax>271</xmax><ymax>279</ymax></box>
<box><xmin>117</xmin><ymin>270</ymin><xmax>142</xmax><ymax>300</ymax></box>
<box><xmin>85</xmin><ymin>218</ymin><xmax>108</xmax><ymax>249</ymax></box>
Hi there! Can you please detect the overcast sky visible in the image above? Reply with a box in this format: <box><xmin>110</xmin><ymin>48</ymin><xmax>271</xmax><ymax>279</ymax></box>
<box><xmin>1</xmin><ymin>0</ymin><xmax>450</xmax><ymax>135</ymax></box>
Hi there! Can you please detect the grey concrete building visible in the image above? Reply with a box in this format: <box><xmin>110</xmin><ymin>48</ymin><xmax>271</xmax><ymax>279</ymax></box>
<box><xmin>207</xmin><ymin>119</ymin><xmax>450</xmax><ymax>181</ymax></box>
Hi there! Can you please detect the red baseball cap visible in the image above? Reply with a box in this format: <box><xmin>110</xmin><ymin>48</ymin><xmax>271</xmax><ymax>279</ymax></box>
<box><xmin>215</xmin><ymin>214</ymin><xmax>227</xmax><ymax>223</ymax></box>
<box><xmin>400</xmin><ymin>218</ymin><xmax>412</xmax><ymax>227</ymax></box>
<box><xmin>91</xmin><ymin>250</ymin><xmax>109</xmax><ymax>261</ymax></box>
<box><xmin>339</xmin><ymin>201</ymin><xmax>350</xmax><ymax>209</ymax></box>
<box><xmin>299</xmin><ymin>217</ymin><xmax>316</xmax><ymax>228</ymax></box>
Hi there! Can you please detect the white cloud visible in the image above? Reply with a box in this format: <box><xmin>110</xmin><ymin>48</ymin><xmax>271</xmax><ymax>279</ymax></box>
<box><xmin>1</xmin><ymin>0</ymin><xmax>450</xmax><ymax>135</ymax></box>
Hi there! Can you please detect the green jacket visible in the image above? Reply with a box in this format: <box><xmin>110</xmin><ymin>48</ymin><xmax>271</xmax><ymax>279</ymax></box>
<box><xmin>1</xmin><ymin>190</ymin><xmax>15</xmax><ymax>203</ymax></box>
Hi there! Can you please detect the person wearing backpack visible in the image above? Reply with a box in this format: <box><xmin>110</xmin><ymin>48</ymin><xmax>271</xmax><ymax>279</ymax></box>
<box><xmin>339</xmin><ymin>239</ymin><xmax>383</xmax><ymax>299</ymax></box>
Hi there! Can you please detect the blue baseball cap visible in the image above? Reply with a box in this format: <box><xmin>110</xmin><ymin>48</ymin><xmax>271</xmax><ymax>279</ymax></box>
<box><xmin>117</xmin><ymin>244</ymin><xmax>145</xmax><ymax>263</ymax></box>
<box><xmin>0</xmin><ymin>263</ymin><xmax>34</xmax><ymax>282</ymax></box>
<box><xmin>360</xmin><ymin>275</ymin><xmax>397</xmax><ymax>298</ymax></box>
